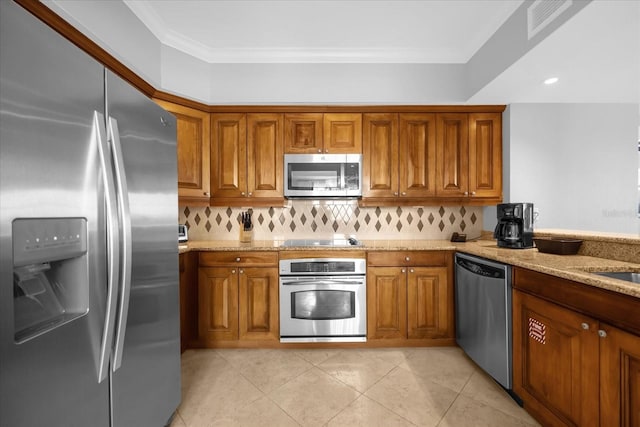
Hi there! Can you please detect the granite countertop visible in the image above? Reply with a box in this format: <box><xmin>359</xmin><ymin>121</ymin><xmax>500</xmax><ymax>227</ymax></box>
<box><xmin>179</xmin><ymin>238</ymin><xmax>640</xmax><ymax>299</ymax></box>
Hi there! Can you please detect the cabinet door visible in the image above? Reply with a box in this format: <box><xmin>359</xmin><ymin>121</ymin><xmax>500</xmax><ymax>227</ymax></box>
<box><xmin>323</xmin><ymin>113</ymin><xmax>362</xmax><ymax>154</ymax></box>
<box><xmin>179</xmin><ymin>252</ymin><xmax>198</xmax><ymax>352</ymax></box>
<box><xmin>399</xmin><ymin>113</ymin><xmax>437</xmax><ymax>198</ymax></box>
<box><xmin>247</xmin><ymin>113</ymin><xmax>283</xmax><ymax>199</ymax></box>
<box><xmin>600</xmin><ymin>324</ymin><xmax>640</xmax><ymax>427</ymax></box>
<box><xmin>367</xmin><ymin>267</ymin><xmax>407</xmax><ymax>340</ymax></box>
<box><xmin>436</xmin><ymin>113</ymin><xmax>468</xmax><ymax>197</ymax></box>
<box><xmin>198</xmin><ymin>267</ymin><xmax>239</xmax><ymax>342</ymax></box>
<box><xmin>154</xmin><ymin>100</ymin><xmax>210</xmax><ymax>202</ymax></box>
<box><xmin>362</xmin><ymin>113</ymin><xmax>398</xmax><ymax>198</ymax></box>
<box><xmin>407</xmin><ymin>267</ymin><xmax>450</xmax><ymax>339</ymax></box>
<box><xmin>211</xmin><ymin>113</ymin><xmax>247</xmax><ymax>198</ymax></box>
<box><xmin>284</xmin><ymin>113</ymin><xmax>323</xmax><ymax>153</ymax></box>
<box><xmin>238</xmin><ymin>267</ymin><xmax>279</xmax><ymax>341</ymax></box>
<box><xmin>469</xmin><ymin>113</ymin><xmax>502</xmax><ymax>199</ymax></box>
<box><xmin>513</xmin><ymin>290</ymin><xmax>599</xmax><ymax>427</ymax></box>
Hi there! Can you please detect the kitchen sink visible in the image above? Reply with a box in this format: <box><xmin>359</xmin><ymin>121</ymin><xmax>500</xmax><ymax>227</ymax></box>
<box><xmin>593</xmin><ymin>272</ymin><xmax>640</xmax><ymax>284</ymax></box>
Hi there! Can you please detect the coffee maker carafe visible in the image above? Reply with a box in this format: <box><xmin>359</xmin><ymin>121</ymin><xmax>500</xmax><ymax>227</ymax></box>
<box><xmin>494</xmin><ymin>203</ymin><xmax>534</xmax><ymax>249</ymax></box>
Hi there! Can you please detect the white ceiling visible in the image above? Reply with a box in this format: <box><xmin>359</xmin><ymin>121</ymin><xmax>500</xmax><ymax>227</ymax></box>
<box><xmin>123</xmin><ymin>0</ymin><xmax>524</xmax><ymax>64</ymax></box>
<box><xmin>123</xmin><ymin>0</ymin><xmax>639</xmax><ymax>103</ymax></box>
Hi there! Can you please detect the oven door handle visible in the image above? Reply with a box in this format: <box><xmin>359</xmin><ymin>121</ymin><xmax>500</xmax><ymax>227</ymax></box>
<box><xmin>280</xmin><ymin>279</ymin><xmax>364</xmax><ymax>286</ymax></box>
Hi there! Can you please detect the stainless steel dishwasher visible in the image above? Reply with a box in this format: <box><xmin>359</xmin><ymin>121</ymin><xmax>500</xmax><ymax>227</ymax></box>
<box><xmin>455</xmin><ymin>253</ymin><xmax>512</xmax><ymax>390</ymax></box>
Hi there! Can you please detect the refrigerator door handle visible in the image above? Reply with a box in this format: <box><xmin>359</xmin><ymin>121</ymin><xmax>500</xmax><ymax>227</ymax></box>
<box><xmin>94</xmin><ymin>111</ymin><xmax>120</xmax><ymax>383</ymax></box>
<box><xmin>108</xmin><ymin>117</ymin><xmax>132</xmax><ymax>372</ymax></box>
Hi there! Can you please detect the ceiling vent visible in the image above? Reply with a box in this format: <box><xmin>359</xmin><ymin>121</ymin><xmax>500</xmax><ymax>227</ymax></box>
<box><xmin>527</xmin><ymin>0</ymin><xmax>573</xmax><ymax>40</ymax></box>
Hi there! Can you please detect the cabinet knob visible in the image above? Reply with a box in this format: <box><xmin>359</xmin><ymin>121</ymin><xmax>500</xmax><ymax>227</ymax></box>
<box><xmin>241</xmin><ymin>191</ymin><xmax>245</xmax><ymax>196</ymax></box>
<box><xmin>231</xmin><ymin>269</ymin><xmax>236</xmax><ymax>274</ymax></box>
<box><xmin>581</xmin><ymin>323</ymin><xmax>589</xmax><ymax>330</ymax></box>
<box><xmin>598</xmin><ymin>329</ymin><xmax>607</xmax><ymax>338</ymax></box>
<box><xmin>464</xmin><ymin>191</ymin><xmax>469</xmax><ymax>196</ymax></box>
<box><xmin>248</xmin><ymin>192</ymin><xmax>252</xmax><ymax>197</ymax></box>
<box><xmin>410</xmin><ymin>269</ymin><xmax>414</xmax><ymax>273</ymax></box>
<box><xmin>401</xmin><ymin>192</ymin><xmax>406</xmax><ymax>196</ymax></box>
<box><xmin>318</xmin><ymin>149</ymin><xmax>322</xmax><ymax>153</ymax></box>
<box><xmin>394</xmin><ymin>192</ymin><xmax>398</xmax><ymax>196</ymax></box>
<box><xmin>204</xmin><ymin>192</ymin><xmax>210</xmax><ymax>196</ymax></box>
<box><xmin>401</xmin><ymin>269</ymin><xmax>406</xmax><ymax>273</ymax></box>
<box><xmin>471</xmin><ymin>191</ymin><xmax>476</xmax><ymax>196</ymax></box>
<box><xmin>235</xmin><ymin>257</ymin><xmax>241</xmax><ymax>262</ymax></box>
<box><xmin>325</xmin><ymin>149</ymin><xmax>329</xmax><ymax>153</ymax></box>
<box><xmin>239</xmin><ymin>269</ymin><xmax>244</xmax><ymax>274</ymax></box>
<box><xmin>405</xmin><ymin>257</ymin><xmax>410</xmax><ymax>261</ymax></box>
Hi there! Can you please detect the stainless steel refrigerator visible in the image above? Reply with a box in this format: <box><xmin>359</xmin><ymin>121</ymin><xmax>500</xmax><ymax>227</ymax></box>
<box><xmin>0</xmin><ymin>1</ymin><xmax>181</xmax><ymax>426</ymax></box>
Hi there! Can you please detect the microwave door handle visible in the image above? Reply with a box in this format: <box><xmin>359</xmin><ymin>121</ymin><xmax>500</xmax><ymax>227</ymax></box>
<box><xmin>94</xmin><ymin>111</ymin><xmax>120</xmax><ymax>383</ymax></box>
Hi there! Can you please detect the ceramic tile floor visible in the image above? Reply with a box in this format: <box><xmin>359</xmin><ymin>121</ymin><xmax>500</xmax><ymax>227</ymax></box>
<box><xmin>169</xmin><ymin>347</ymin><xmax>541</xmax><ymax>427</ymax></box>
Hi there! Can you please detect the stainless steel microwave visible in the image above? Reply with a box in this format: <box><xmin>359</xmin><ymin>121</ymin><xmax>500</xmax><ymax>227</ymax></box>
<box><xmin>284</xmin><ymin>153</ymin><xmax>362</xmax><ymax>198</ymax></box>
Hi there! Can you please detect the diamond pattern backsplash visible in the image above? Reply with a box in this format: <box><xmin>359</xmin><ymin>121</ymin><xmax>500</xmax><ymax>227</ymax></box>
<box><xmin>180</xmin><ymin>200</ymin><xmax>483</xmax><ymax>241</ymax></box>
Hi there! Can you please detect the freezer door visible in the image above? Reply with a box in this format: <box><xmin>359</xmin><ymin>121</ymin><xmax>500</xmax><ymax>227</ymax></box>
<box><xmin>0</xmin><ymin>2</ymin><xmax>110</xmax><ymax>426</ymax></box>
<box><xmin>105</xmin><ymin>71</ymin><xmax>181</xmax><ymax>427</ymax></box>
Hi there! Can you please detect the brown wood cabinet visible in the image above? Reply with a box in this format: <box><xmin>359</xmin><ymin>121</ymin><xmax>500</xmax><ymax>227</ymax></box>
<box><xmin>513</xmin><ymin>268</ymin><xmax>640</xmax><ymax>427</ymax></box>
<box><xmin>323</xmin><ymin>113</ymin><xmax>362</xmax><ymax>154</ymax></box>
<box><xmin>362</xmin><ymin>113</ymin><xmax>437</xmax><ymax>201</ymax></box>
<box><xmin>513</xmin><ymin>290</ymin><xmax>599</xmax><ymax>427</ymax></box>
<box><xmin>435</xmin><ymin>112</ymin><xmax>502</xmax><ymax>200</ymax></box>
<box><xmin>211</xmin><ymin>113</ymin><xmax>284</xmax><ymax>206</ymax></box>
<box><xmin>154</xmin><ymin>99</ymin><xmax>210</xmax><ymax>205</ymax></box>
<box><xmin>198</xmin><ymin>252</ymin><xmax>279</xmax><ymax>345</ymax></box>
<box><xmin>179</xmin><ymin>252</ymin><xmax>198</xmax><ymax>352</ymax></box>
<box><xmin>468</xmin><ymin>113</ymin><xmax>502</xmax><ymax>199</ymax></box>
<box><xmin>284</xmin><ymin>113</ymin><xmax>323</xmax><ymax>153</ymax></box>
<box><xmin>367</xmin><ymin>251</ymin><xmax>453</xmax><ymax>344</ymax></box>
<box><xmin>600</xmin><ymin>323</ymin><xmax>640</xmax><ymax>427</ymax></box>
<box><xmin>284</xmin><ymin>113</ymin><xmax>362</xmax><ymax>154</ymax></box>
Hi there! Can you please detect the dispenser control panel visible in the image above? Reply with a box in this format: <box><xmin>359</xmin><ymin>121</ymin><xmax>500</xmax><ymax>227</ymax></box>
<box><xmin>13</xmin><ymin>218</ymin><xmax>87</xmax><ymax>266</ymax></box>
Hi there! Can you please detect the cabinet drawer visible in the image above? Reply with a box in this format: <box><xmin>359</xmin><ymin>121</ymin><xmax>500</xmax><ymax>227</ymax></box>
<box><xmin>367</xmin><ymin>251</ymin><xmax>447</xmax><ymax>266</ymax></box>
<box><xmin>199</xmin><ymin>251</ymin><xmax>278</xmax><ymax>267</ymax></box>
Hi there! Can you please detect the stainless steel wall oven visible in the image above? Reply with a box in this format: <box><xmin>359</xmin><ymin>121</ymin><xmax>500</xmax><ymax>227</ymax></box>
<box><xmin>279</xmin><ymin>258</ymin><xmax>366</xmax><ymax>343</ymax></box>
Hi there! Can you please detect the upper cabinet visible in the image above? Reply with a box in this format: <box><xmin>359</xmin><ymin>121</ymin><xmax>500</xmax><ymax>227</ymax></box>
<box><xmin>363</xmin><ymin>113</ymin><xmax>437</xmax><ymax>201</ymax></box>
<box><xmin>211</xmin><ymin>113</ymin><xmax>284</xmax><ymax>206</ymax></box>
<box><xmin>363</xmin><ymin>110</ymin><xmax>501</xmax><ymax>205</ymax></box>
<box><xmin>154</xmin><ymin>99</ymin><xmax>210</xmax><ymax>205</ymax></box>
<box><xmin>153</xmin><ymin>101</ymin><xmax>502</xmax><ymax>207</ymax></box>
<box><xmin>284</xmin><ymin>113</ymin><xmax>323</xmax><ymax>153</ymax></box>
<box><xmin>284</xmin><ymin>113</ymin><xmax>362</xmax><ymax>154</ymax></box>
<box><xmin>468</xmin><ymin>113</ymin><xmax>502</xmax><ymax>199</ymax></box>
<box><xmin>435</xmin><ymin>112</ymin><xmax>502</xmax><ymax>200</ymax></box>
<box><xmin>435</xmin><ymin>113</ymin><xmax>469</xmax><ymax>198</ymax></box>
<box><xmin>323</xmin><ymin>113</ymin><xmax>362</xmax><ymax>154</ymax></box>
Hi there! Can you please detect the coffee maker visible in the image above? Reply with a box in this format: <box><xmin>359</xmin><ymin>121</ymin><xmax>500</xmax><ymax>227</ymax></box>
<box><xmin>494</xmin><ymin>203</ymin><xmax>534</xmax><ymax>249</ymax></box>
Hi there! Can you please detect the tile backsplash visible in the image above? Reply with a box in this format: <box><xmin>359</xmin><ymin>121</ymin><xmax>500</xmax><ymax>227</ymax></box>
<box><xmin>179</xmin><ymin>200</ymin><xmax>483</xmax><ymax>241</ymax></box>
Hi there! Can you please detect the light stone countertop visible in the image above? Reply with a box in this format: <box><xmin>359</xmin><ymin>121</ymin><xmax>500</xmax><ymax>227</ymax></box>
<box><xmin>179</xmin><ymin>238</ymin><xmax>640</xmax><ymax>299</ymax></box>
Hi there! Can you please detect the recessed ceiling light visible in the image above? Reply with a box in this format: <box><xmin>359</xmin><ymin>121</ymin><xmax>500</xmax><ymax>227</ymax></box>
<box><xmin>544</xmin><ymin>77</ymin><xmax>559</xmax><ymax>85</ymax></box>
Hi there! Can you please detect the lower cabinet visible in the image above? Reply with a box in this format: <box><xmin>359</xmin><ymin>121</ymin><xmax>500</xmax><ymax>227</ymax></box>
<box><xmin>179</xmin><ymin>252</ymin><xmax>199</xmax><ymax>352</ymax></box>
<box><xmin>198</xmin><ymin>252</ymin><xmax>279</xmax><ymax>346</ymax></box>
<box><xmin>367</xmin><ymin>251</ymin><xmax>453</xmax><ymax>343</ymax></box>
<box><xmin>513</xmin><ymin>269</ymin><xmax>640</xmax><ymax>427</ymax></box>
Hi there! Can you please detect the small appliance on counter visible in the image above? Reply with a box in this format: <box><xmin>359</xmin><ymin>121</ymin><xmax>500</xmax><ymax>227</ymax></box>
<box><xmin>494</xmin><ymin>203</ymin><xmax>534</xmax><ymax>249</ymax></box>
<box><xmin>178</xmin><ymin>224</ymin><xmax>188</xmax><ymax>243</ymax></box>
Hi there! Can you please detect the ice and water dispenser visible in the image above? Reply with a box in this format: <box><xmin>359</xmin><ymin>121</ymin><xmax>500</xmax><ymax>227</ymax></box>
<box><xmin>12</xmin><ymin>218</ymin><xmax>89</xmax><ymax>343</ymax></box>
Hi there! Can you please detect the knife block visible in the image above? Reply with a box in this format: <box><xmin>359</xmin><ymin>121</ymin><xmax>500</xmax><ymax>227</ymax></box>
<box><xmin>239</xmin><ymin>228</ymin><xmax>253</xmax><ymax>243</ymax></box>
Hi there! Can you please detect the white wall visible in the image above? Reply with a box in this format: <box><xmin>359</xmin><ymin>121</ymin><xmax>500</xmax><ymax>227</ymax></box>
<box><xmin>494</xmin><ymin>104</ymin><xmax>639</xmax><ymax>235</ymax></box>
<box><xmin>44</xmin><ymin>0</ymin><xmax>161</xmax><ymax>87</ymax></box>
